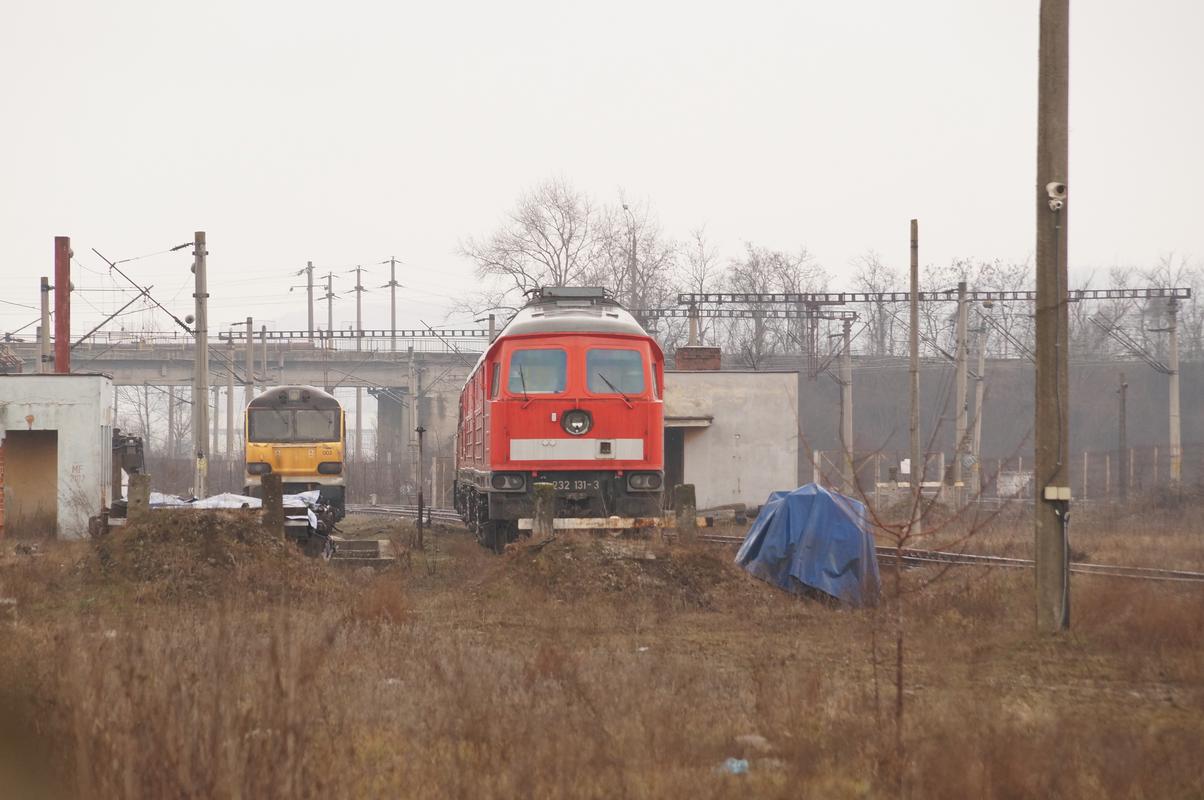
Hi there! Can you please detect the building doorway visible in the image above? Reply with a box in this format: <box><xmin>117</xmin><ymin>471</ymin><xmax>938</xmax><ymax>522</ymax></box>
<box><xmin>663</xmin><ymin>427</ymin><xmax>685</xmax><ymax>508</ymax></box>
<box><xmin>3</xmin><ymin>430</ymin><xmax>58</xmax><ymax>537</ymax></box>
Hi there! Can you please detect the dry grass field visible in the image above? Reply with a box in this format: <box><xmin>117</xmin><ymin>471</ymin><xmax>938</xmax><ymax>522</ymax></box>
<box><xmin>1</xmin><ymin>501</ymin><xmax>1202</xmax><ymax>799</ymax></box>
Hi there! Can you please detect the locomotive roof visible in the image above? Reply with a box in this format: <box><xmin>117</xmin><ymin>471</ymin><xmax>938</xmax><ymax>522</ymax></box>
<box><xmin>502</xmin><ymin>300</ymin><xmax>648</xmax><ymax>338</ymax></box>
<box><xmin>248</xmin><ymin>384</ymin><xmax>340</xmax><ymax>408</ymax></box>
<box><xmin>468</xmin><ymin>291</ymin><xmax>659</xmax><ymax>375</ymax></box>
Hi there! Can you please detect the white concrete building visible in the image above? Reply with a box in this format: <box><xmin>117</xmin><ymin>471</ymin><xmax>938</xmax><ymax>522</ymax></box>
<box><xmin>0</xmin><ymin>374</ymin><xmax>114</xmax><ymax>539</ymax></box>
<box><xmin>663</xmin><ymin>370</ymin><xmax>800</xmax><ymax>510</ymax></box>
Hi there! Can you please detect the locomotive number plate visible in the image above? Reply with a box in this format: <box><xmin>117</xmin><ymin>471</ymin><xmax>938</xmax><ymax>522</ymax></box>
<box><xmin>553</xmin><ymin>480</ymin><xmax>600</xmax><ymax>491</ymax></box>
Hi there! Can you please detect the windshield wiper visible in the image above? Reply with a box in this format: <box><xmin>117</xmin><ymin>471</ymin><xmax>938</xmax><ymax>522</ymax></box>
<box><xmin>597</xmin><ymin>372</ymin><xmax>633</xmax><ymax>408</ymax></box>
<box><xmin>518</xmin><ymin>365</ymin><xmax>532</xmax><ymax>406</ymax></box>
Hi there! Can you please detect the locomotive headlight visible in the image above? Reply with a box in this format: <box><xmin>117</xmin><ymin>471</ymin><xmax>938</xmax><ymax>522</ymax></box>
<box><xmin>247</xmin><ymin>462</ymin><xmax>272</xmax><ymax>475</ymax></box>
<box><xmin>627</xmin><ymin>472</ymin><xmax>663</xmax><ymax>491</ymax></box>
<box><xmin>561</xmin><ymin>409</ymin><xmax>592</xmax><ymax>436</ymax></box>
<box><xmin>317</xmin><ymin>461</ymin><xmax>343</xmax><ymax>475</ymax></box>
<box><xmin>491</xmin><ymin>473</ymin><xmax>525</xmax><ymax>491</ymax></box>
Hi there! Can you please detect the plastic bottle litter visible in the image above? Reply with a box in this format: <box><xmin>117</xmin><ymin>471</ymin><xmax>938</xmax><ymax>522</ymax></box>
<box><xmin>719</xmin><ymin>758</ymin><xmax>749</xmax><ymax>775</ymax></box>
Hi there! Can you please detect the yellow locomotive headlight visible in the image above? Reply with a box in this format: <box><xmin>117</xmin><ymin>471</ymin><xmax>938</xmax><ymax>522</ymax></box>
<box><xmin>317</xmin><ymin>461</ymin><xmax>343</xmax><ymax>475</ymax></box>
<box><xmin>247</xmin><ymin>462</ymin><xmax>272</xmax><ymax>475</ymax></box>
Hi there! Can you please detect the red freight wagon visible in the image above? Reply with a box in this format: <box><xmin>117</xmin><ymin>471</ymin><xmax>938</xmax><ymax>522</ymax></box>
<box><xmin>454</xmin><ymin>287</ymin><xmax>665</xmax><ymax>550</ymax></box>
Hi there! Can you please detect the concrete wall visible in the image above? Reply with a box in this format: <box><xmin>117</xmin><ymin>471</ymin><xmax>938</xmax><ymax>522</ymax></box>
<box><xmin>664</xmin><ymin>371</ymin><xmax>798</xmax><ymax>509</ymax></box>
<box><xmin>0</xmin><ymin>374</ymin><xmax>114</xmax><ymax>539</ymax></box>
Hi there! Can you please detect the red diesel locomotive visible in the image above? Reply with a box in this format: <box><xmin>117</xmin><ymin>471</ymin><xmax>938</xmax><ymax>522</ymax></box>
<box><xmin>454</xmin><ymin>287</ymin><xmax>665</xmax><ymax>550</ymax></box>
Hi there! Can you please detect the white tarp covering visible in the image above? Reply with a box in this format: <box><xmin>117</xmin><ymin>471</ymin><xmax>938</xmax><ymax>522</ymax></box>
<box><xmin>148</xmin><ymin>490</ymin><xmax>321</xmax><ymax>511</ymax></box>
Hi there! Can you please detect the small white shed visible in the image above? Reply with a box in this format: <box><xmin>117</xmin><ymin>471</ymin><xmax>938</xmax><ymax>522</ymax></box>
<box><xmin>663</xmin><ymin>370</ymin><xmax>800</xmax><ymax>510</ymax></box>
<box><xmin>0</xmin><ymin>374</ymin><xmax>114</xmax><ymax>539</ymax></box>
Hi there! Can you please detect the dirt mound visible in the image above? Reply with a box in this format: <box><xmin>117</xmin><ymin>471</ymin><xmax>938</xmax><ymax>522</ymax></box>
<box><xmin>494</xmin><ymin>533</ymin><xmax>768</xmax><ymax>610</ymax></box>
<box><xmin>84</xmin><ymin>510</ymin><xmax>342</xmax><ymax>603</ymax></box>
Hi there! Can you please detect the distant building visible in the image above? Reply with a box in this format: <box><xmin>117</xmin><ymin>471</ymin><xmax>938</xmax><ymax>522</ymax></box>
<box><xmin>664</xmin><ymin>364</ymin><xmax>800</xmax><ymax>510</ymax></box>
<box><xmin>0</xmin><ymin>374</ymin><xmax>114</xmax><ymax>539</ymax></box>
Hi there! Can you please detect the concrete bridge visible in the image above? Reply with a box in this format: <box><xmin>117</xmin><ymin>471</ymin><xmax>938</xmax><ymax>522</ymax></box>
<box><xmin>5</xmin><ymin>330</ymin><xmax>485</xmax><ymax>490</ymax></box>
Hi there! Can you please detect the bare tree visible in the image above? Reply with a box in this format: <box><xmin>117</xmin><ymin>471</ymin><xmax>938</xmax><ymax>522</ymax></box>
<box><xmin>853</xmin><ymin>251</ymin><xmax>901</xmax><ymax>357</ymax></box>
<box><xmin>458</xmin><ymin>178</ymin><xmax>601</xmax><ymax>315</ymax></box>
<box><xmin>722</xmin><ymin>244</ymin><xmax>828</xmax><ymax>369</ymax></box>
<box><xmin>677</xmin><ymin>227</ymin><xmax>722</xmax><ymax>347</ymax></box>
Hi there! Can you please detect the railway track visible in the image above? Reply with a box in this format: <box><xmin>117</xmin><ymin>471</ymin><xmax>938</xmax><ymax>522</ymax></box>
<box><xmin>346</xmin><ymin>504</ymin><xmax>464</xmax><ymax>524</ymax></box>
<box><xmin>696</xmin><ymin>533</ymin><xmax>1204</xmax><ymax>584</ymax></box>
<box><xmin>343</xmin><ymin>511</ymin><xmax>1204</xmax><ymax>584</ymax></box>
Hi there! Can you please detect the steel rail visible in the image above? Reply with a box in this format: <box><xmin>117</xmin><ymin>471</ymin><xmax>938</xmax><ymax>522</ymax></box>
<box><xmin>339</xmin><ymin>515</ymin><xmax>1204</xmax><ymax>584</ymax></box>
<box><xmin>695</xmin><ymin>534</ymin><xmax>1204</xmax><ymax>584</ymax></box>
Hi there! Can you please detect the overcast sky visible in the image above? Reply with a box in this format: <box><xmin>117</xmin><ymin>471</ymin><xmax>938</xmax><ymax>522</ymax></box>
<box><xmin>2</xmin><ymin>0</ymin><xmax>1201</xmax><ymax>338</ymax></box>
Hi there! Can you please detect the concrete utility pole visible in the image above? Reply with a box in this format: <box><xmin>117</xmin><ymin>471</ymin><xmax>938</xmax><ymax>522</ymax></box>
<box><xmin>350</xmin><ymin>265</ymin><xmax>366</xmax><ymax>352</ymax></box>
<box><xmin>971</xmin><ymin>320</ymin><xmax>988</xmax><ymax>497</ymax></box>
<box><xmin>840</xmin><ymin>317</ymin><xmax>854</xmax><ymax>492</ymax></box>
<box><xmin>1117</xmin><ymin>371</ymin><xmax>1128</xmax><ymax>502</ymax></box>
<box><xmin>212</xmin><ymin>385</ymin><xmax>220</xmax><ymax>464</ymax></box>
<box><xmin>226</xmin><ymin>338</ymin><xmax>235</xmax><ymax>458</ymax></box>
<box><xmin>415</xmin><ymin>425</ymin><xmax>426</xmax><ymax>550</ymax></box>
<box><xmin>322</xmin><ymin>272</ymin><xmax>336</xmax><ymax>350</ymax></box>
<box><xmin>909</xmin><ymin>220</ymin><xmax>922</xmax><ymax>536</ymax></box>
<box><xmin>54</xmin><ymin>236</ymin><xmax>71</xmax><ymax>374</ymax></box>
<box><xmin>384</xmin><ymin>256</ymin><xmax>401</xmax><ymax>353</ymax></box>
<box><xmin>953</xmin><ymin>280</ymin><xmax>969</xmax><ymax>505</ymax></box>
<box><xmin>39</xmin><ymin>277</ymin><xmax>51</xmax><ymax>373</ymax></box>
<box><xmin>245</xmin><ymin>317</ymin><xmax>255</xmax><ymax>399</ymax></box>
<box><xmin>192</xmin><ymin>231</ymin><xmax>210</xmax><ymax>498</ymax></box>
<box><xmin>167</xmin><ymin>387</ymin><xmax>176</xmax><ymax>457</ymax></box>
<box><xmin>1034</xmin><ymin>0</ymin><xmax>1071</xmax><ymax>633</ymax></box>
<box><xmin>260</xmin><ymin>325</ymin><xmax>269</xmax><ymax>388</ymax></box>
<box><xmin>305</xmin><ymin>260</ymin><xmax>315</xmax><ymax>345</ymax></box>
<box><xmin>1167</xmin><ymin>297</ymin><xmax>1181</xmax><ymax>485</ymax></box>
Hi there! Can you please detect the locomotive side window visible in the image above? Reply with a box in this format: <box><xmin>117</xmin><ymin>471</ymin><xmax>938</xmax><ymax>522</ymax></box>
<box><xmin>490</xmin><ymin>362</ymin><xmax>500</xmax><ymax>398</ymax></box>
<box><xmin>508</xmin><ymin>349</ymin><xmax>566</xmax><ymax>394</ymax></box>
<box><xmin>587</xmin><ymin>348</ymin><xmax>646</xmax><ymax>395</ymax></box>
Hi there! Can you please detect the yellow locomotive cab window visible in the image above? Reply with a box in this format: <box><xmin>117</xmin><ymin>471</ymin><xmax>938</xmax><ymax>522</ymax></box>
<box><xmin>248</xmin><ymin>408</ymin><xmax>291</xmax><ymax>441</ymax></box>
<box><xmin>295</xmin><ymin>409</ymin><xmax>339</xmax><ymax>441</ymax></box>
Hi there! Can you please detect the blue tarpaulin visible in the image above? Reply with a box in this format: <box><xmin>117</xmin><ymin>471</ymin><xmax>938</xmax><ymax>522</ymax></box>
<box><xmin>735</xmin><ymin>484</ymin><xmax>880</xmax><ymax>607</ymax></box>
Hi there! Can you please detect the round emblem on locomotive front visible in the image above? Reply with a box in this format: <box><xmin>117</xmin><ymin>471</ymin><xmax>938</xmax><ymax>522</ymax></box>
<box><xmin>562</xmin><ymin>409</ymin><xmax>592</xmax><ymax>436</ymax></box>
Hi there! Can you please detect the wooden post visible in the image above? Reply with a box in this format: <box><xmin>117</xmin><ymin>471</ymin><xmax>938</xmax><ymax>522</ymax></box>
<box><xmin>1105</xmin><ymin>453</ymin><xmax>1111</xmax><ymax>498</ymax></box>
<box><xmin>127</xmin><ymin>473</ymin><xmax>152</xmax><ymax>524</ymax></box>
<box><xmin>261</xmin><ymin>473</ymin><xmax>284</xmax><ymax>538</ymax></box>
<box><xmin>532</xmin><ymin>482</ymin><xmax>555</xmax><ymax>538</ymax></box>
<box><xmin>674</xmin><ymin>483</ymin><xmax>697</xmax><ymax>542</ymax></box>
<box><xmin>1033</xmin><ymin>0</ymin><xmax>1071</xmax><ymax>633</ymax></box>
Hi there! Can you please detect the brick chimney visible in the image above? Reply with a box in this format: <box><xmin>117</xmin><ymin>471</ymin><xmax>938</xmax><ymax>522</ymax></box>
<box><xmin>674</xmin><ymin>346</ymin><xmax>721</xmax><ymax>371</ymax></box>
